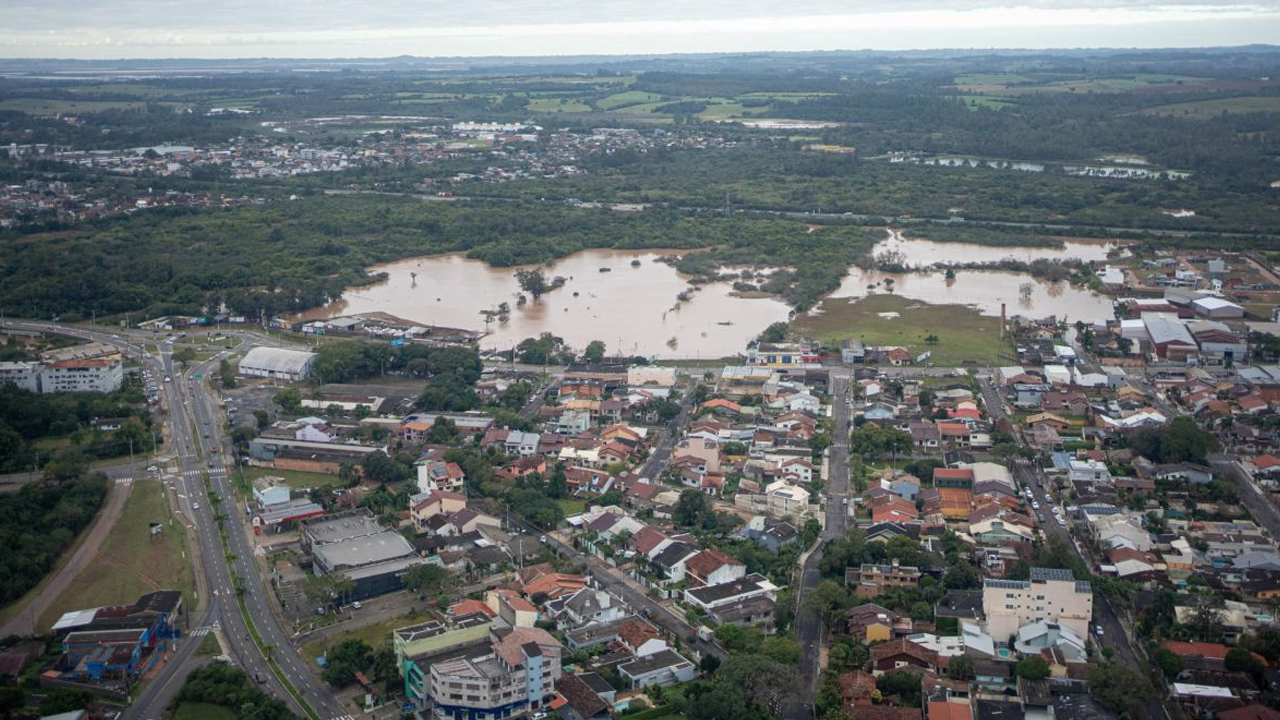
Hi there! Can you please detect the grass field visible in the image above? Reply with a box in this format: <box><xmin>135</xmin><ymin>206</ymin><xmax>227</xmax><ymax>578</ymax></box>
<box><xmin>597</xmin><ymin>91</ymin><xmax>665</xmax><ymax>110</ymax></box>
<box><xmin>1141</xmin><ymin>96</ymin><xmax>1280</xmax><ymax>117</ymax></box>
<box><xmin>557</xmin><ymin>499</ymin><xmax>587</xmax><ymax>516</ymax></box>
<box><xmin>196</xmin><ymin>632</ymin><xmax>223</xmax><ymax>656</ymax></box>
<box><xmin>241</xmin><ymin>466</ymin><xmax>344</xmax><ymax>490</ymax></box>
<box><xmin>953</xmin><ymin>95</ymin><xmax>1017</xmax><ymax>111</ymax></box>
<box><xmin>0</xmin><ymin>98</ymin><xmax>187</xmax><ymax>115</ymax></box>
<box><xmin>526</xmin><ymin>98</ymin><xmax>592</xmax><ymax>113</ymax></box>
<box><xmin>300</xmin><ymin>609</ymin><xmax>432</xmax><ymax>667</ymax></box>
<box><xmin>791</xmin><ymin>293</ymin><xmax>1011</xmax><ymax>366</ymax></box>
<box><xmin>38</xmin><ymin>477</ymin><xmax>194</xmax><ymax>630</ymax></box>
<box><xmin>173</xmin><ymin>702</ymin><xmax>238</xmax><ymax>720</ymax></box>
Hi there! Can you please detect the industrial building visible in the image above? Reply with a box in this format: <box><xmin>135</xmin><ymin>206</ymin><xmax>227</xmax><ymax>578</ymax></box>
<box><xmin>302</xmin><ymin>511</ymin><xmax>425</xmax><ymax>601</ymax></box>
<box><xmin>237</xmin><ymin>346</ymin><xmax>317</xmax><ymax>382</ymax></box>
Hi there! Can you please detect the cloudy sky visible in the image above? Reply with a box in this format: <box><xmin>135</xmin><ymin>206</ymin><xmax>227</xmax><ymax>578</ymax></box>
<box><xmin>2</xmin><ymin>0</ymin><xmax>1278</xmax><ymax>58</ymax></box>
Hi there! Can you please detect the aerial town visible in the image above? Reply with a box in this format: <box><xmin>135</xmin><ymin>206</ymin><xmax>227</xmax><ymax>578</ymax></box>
<box><xmin>4</xmin><ymin>238</ymin><xmax>1280</xmax><ymax>720</ymax></box>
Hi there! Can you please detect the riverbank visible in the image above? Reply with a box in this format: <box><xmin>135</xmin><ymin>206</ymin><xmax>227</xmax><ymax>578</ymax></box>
<box><xmin>792</xmin><ymin>293</ymin><xmax>1015</xmax><ymax>367</ymax></box>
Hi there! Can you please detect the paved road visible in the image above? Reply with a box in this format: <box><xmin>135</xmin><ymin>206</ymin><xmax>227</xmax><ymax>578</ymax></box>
<box><xmin>637</xmin><ymin>384</ymin><xmax>696</xmax><ymax>480</ymax></box>
<box><xmin>7</xmin><ymin>322</ymin><xmax>350</xmax><ymax>720</ymax></box>
<box><xmin>786</xmin><ymin>370</ymin><xmax>852</xmax><ymax>720</ymax></box>
<box><xmin>1210</xmin><ymin>453</ymin><xmax>1280</xmax><ymax>539</ymax></box>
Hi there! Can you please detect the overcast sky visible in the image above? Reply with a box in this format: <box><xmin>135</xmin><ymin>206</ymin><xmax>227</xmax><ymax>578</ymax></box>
<box><xmin>2</xmin><ymin>1</ymin><xmax>1278</xmax><ymax>58</ymax></box>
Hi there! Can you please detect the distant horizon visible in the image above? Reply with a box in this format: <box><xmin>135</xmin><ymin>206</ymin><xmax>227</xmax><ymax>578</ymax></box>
<box><xmin>4</xmin><ymin>2</ymin><xmax>1280</xmax><ymax>60</ymax></box>
<box><xmin>1</xmin><ymin>43</ymin><xmax>1279</xmax><ymax>66</ymax></box>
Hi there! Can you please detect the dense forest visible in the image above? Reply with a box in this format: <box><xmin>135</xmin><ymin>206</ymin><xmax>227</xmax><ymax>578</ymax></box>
<box><xmin>0</xmin><ymin>381</ymin><xmax>158</xmax><ymax>473</ymax></box>
<box><xmin>171</xmin><ymin>663</ymin><xmax>299</xmax><ymax>720</ymax></box>
<box><xmin>0</xmin><ymin>469</ymin><xmax>108</xmax><ymax>605</ymax></box>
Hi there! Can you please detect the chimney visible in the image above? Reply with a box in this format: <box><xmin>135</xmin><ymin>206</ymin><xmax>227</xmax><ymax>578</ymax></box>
<box><xmin>1000</xmin><ymin>303</ymin><xmax>1006</xmax><ymax>340</ymax></box>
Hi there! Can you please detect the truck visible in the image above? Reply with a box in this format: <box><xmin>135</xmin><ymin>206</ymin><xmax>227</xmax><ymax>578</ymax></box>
<box><xmin>697</xmin><ymin>626</ymin><xmax>713</xmax><ymax>642</ymax></box>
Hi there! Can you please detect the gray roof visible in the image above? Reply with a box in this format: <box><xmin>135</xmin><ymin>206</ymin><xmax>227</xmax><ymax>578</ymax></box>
<box><xmin>313</xmin><ymin>530</ymin><xmax>417</xmax><ymax>571</ymax></box>
<box><xmin>686</xmin><ymin>573</ymin><xmax>772</xmax><ymax>605</ymax></box>
<box><xmin>304</xmin><ymin>512</ymin><xmax>385</xmax><ymax>545</ymax></box>
<box><xmin>618</xmin><ymin>649</ymin><xmax>694</xmax><ymax>678</ymax></box>
<box><xmin>239</xmin><ymin>346</ymin><xmax>316</xmax><ymax>374</ymax></box>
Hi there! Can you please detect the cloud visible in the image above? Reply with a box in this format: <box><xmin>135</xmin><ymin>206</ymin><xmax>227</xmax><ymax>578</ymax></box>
<box><xmin>1</xmin><ymin>1</ymin><xmax>1278</xmax><ymax>57</ymax></box>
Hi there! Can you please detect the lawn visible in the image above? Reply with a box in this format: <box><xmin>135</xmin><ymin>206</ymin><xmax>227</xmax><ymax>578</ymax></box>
<box><xmin>791</xmin><ymin>293</ymin><xmax>1013</xmax><ymax>367</ymax></box>
<box><xmin>299</xmin><ymin>609</ymin><xmax>433</xmax><ymax>667</ymax></box>
<box><xmin>173</xmin><ymin>702</ymin><xmax>238</xmax><ymax>720</ymax></box>
<box><xmin>241</xmin><ymin>466</ymin><xmax>345</xmax><ymax>491</ymax></box>
<box><xmin>38</xmin><ymin>477</ymin><xmax>194</xmax><ymax>630</ymax></box>
<box><xmin>557</xmin><ymin>499</ymin><xmax>587</xmax><ymax>516</ymax></box>
<box><xmin>597</xmin><ymin>90</ymin><xmax>664</xmax><ymax>110</ymax></box>
<box><xmin>952</xmin><ymin>95</ymin><xmax>1017</xmax><ymax>111</ymax></box>
<box><xmin>526</xmin><ymin>98</ymin><xmax>592</xmax><ymax>113</ymax></box>
<box><xmin>196</xmin><ymin>632</ymin><xmax>223</xmax><ymax>656</ymax></box>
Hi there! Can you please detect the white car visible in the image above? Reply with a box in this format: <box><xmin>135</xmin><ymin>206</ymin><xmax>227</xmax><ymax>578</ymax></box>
<box><xmin>1032</xmin><ymin>501</ymin><xmax>1040</xmax><ymax>510</ymax></box>
<box><xmin>193</xmin><ymin>502</ymin><xmax>200</xmax><ymax>510</ymax></box>
<box><xmin>352</xmin><ymin>601</ymin><xmax>362</xmax><ymax>610</ymax></box>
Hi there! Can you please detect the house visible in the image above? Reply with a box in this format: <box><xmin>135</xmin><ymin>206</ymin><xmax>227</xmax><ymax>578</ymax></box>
<box><xmin>840</xmin><ymin>670</ymin><xmax>877</xmax><ymax>711</ymax></box>
<box><xmin>870</xmin><ymin>638</ymin><xmax>940</xmax><ymax>675</ymax></box>
<box><xmin>684</xmin><ymin>550</ymin><xmax>747</xmax><ymax>588</ymax></box>
<box><xmin>684</xmin><ymin>573</ymin><xmax>776</xmax><ymax>612</ymax></box>
<box><xmin>552</xmin><ymin>673</ymin><xmax>611</xmax><ymax>720</ymax></box>
<box><xmin>847</xmin><ymin>562</ymin><xmax>922</xmax><ymax>599</ymax></box>
<box><xmin>417</xmin><ymin>461</ymin><xmax>466</xmax><ymax>494</ymax></box>
<box><xmin>617</xmin><ymin>619</ymin><xmax>668</xmax><ymax>657</ymax></box>
<box><xmin>1154</xmin><ymin>462</ymin><xmax>1214</xmax><ymax>485</ymax></box>
<box><xmin>551</xmin><ymin>588</ymin><xmax>627</xmax><ymax>629</ymax></box>
<box><xmin>847</xmin><ymin>604</ymin><xmax>911</xmax><ymax>644</ymax></box>
<box><xmin>617</xmin><ymin>649</ymin><xmax>697</xmax><ymax>688</ymax></box>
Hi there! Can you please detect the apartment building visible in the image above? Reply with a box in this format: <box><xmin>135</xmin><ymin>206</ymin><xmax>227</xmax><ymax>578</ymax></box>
<box><xmin>427</xmin><ymin>627</ymin><xmax>563</xmax><ymax>720</ymax></box>
<box><xmin>982</xmin><ymin>567</ymin><xmax>1093</xmax><ymax>640</ymax></box>
<box><xmin>847</xmin><ymin>561</ymin><xmax>923</xmax><ymax>599</ymax></box>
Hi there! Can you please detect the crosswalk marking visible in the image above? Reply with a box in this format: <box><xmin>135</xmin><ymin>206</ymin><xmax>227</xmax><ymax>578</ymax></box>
<box><xmin>189</xmin><ymin>627</ymin><xmax>211</xmax><ymax>638</ymax></box>
<box><xmin>115</xmin><ymin>478</ymin><xmax>133</xmax><ymax>486</ymax></box>
<box><xmin>330</xmin><ymin>715</ymin><xmax>356</xmax><ymax>720</ymax></box>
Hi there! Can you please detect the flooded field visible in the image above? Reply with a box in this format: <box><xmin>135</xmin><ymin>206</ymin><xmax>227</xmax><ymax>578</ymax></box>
<box><xmin>301</xmin><ymin>231</ymin><xmax>1119</xmax><ymax>357</ymax></box>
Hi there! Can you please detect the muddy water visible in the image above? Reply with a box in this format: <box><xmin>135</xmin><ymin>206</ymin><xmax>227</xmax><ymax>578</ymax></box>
<box><xmin>301</xmin><ymin>233</ymin><xmax>1119</xmax><ymax>358</ymax></box>
<box><xmin>871</xmin><ymin>231</ymin><xmax>1126</xmax><ymax>268</ymax></box>
<box><xmin>296</xmin><ymin>250</ymin><xmax>793</xmax><ymax>359</ymax></box>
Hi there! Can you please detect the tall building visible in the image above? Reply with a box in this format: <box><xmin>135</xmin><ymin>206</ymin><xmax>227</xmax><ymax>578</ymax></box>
<box><xmin>39</xmin><ymin>357</ymin><xmax>124</xmax><ymax>393</ymax></box>
<box><xmin>426</xmin><ymin>627</ymin><xmax>563</xmax><ymax>720</ymax></box>
<box><xmin>982</xmin><ymin>567</ymin><xmax>1092</xmax><ymax>640</ymax></box>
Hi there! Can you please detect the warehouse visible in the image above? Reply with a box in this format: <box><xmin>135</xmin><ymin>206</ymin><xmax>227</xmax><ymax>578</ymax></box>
<box><xmin>1191</xmin><ymin>296</ymin><xmax>1245</xmax><ymax>320</ymax></box>
<box><xmin>237</xmin><ymin>347</ymin><xmax>317</xmax><ymax>382</ymax></box>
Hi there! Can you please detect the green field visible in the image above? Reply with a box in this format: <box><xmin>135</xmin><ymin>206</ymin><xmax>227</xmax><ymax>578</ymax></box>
<box><xmin>196</xmin><ymin>632</ymin><xmax>223</xmax><ymax>656</ymax></box>
<box><xmin>597</xmin><ymin>90</ymin><xmax>665</xmax><ymax>110</ymax></box>
<box><xmin>557</xmin><ymin>499</ymin><xmax>587</xmax><ymax>515</ymax></box>
<box><xmin>0</xmin><ymin>98</ymin><xmax>187</xmax><ymax>115</ymax></box>
<box><xmin>1141</xmin><ymin>96</ymin><xmax>1280</xmax><ymax>117</ymax></box>
<box><xmin>953</xmin><ymin>95</ymin><xmax>1016</xmax><ymax>111</ymax></box>
<box><xmin>526</xmin><ymin>98</ymin><xmax>592</xmax><ymax>113</ymax></box>
<box><xmin>173</xmin><ymin>702</ymin><xmax>238</xmax><ymax>720</ymax></box>
<box><xmin>241</xmin><ymin>466</ymin><xmax>345</xmax><ymax>490</ymax></box>
<box><xmin>38</xmin><ymin>477</ymin><xmax>194</xmax><ymax>630</ymax></box>
<box><xmin>300</xmin><ymin>609</ymin><xmax>433</xmax><ymax>667</ymax></box>
<box><xmin>791</xmin><ymin>293</ymin><xmax>1012</xmax><ymax>366</ymax></box>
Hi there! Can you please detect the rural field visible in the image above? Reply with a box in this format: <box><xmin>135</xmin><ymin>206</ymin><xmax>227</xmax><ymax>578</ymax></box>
<box><xmin>792</xmin><ymin>293</ymin><xmax>1013</xmax><ymax>366</ymax></box>
<box><xmin>38</xmin><ymin>478</ymin><xmax>195</xmax><ymax>630</ymax></box>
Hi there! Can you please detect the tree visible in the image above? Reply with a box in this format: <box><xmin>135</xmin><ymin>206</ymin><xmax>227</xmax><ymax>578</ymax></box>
<box><xmin>272</xmin><ymin>388</ymin><xmax>301</xmax><ymax>414</ymax></box>
<box><xmin>1225</xmin><ymin>647</ymin><xmax>1261</xmax><ymax>674</ymax></box>
<box><xmin>943</xmin><ymin>562</ymin><xmax>980</xmax><ymax>589</ymax></box>
<box><xmin>403</xmin><ymin>564</ymin><xmax>456</xmax><ymax>598</ymax></box>
<box><xmin>947</xmin><ymin>656</ymin><xmax>975</xmax><ymax>681</ymax></box>
<box><xmin>583</xmin><ymin>340</ymin><xmax>606</xmax><ymax>364</ymax></box>
<box><xmin>321</xmin><ymin>638</ymin><xmax>373</xmax><ymax>687</ymax></box>
<box><xmin>1087</xmin><ymin>662</ymin><xmax>1153</xmax><ymax>717</ymax></box>
<box><xmin>516</xmin><ymin>268</ymin><xmax>551</xmax><ymax>299</ymax></box>
<box><xmin>1128</xmin><ymin>416</ymin><xmax>1217</xmax><ymax>464</ymax></box>
<box><xmin>1016</xmin><ymin>655</ymin><xmax>1050</xmax><ymax>680</ymax></box>
<box><xmin>361</xmin><ymin>451</ymin><xmax>407</xmax><ymax>484</ymax></box>
<box><xmin>802</xmin><ymin>579</ymin><xmax>852</xmax><ymax>627</ymax></box>
<box><xmin>877</xmin><ymin>671</ymin><xmax>922</xmax><ymax>707</ymax></box>
<box><xmin>219</xmin><ymin>358</ymin><xmax>237</xmax><ymax>388</ymax></box>
<box><xmin>673</xmin><ymin>489</ymin><xmax>714</xmax><ymax>529</ymax></box>
<box><xmin>758</xmin><ymin>322</ymin><xmax>789</xmax><ymax>343</ymax></box>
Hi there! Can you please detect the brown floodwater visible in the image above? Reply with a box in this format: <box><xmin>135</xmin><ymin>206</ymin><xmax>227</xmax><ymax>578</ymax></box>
<box><xmin>295</xmin><ymin>250</ymin><xmax>793</xmax><ymax>359</ymax></box>
<box><xmin>300</xmin><ymin>233</ymin><xmax>1120</xmax><ymax>358</ymax></box>
<box><xmin>872</xmin><ymin>231</ymin><xmax>1126</xmax><ymax>268</ymax></box>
